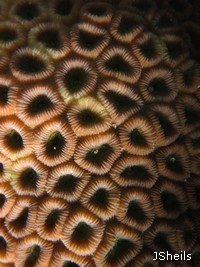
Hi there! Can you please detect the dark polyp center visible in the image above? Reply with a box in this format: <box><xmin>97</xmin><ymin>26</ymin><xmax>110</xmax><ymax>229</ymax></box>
<box><xmin>86</xmin><ymin>144</ymin><xmax>113</xmax><ymax>165</ymax></box>
<box><xmin>17</xmin><ymin>55</ymin><xmax>45</xmax><ymax>74</ymax></box>
<box><xmin>46</xmin><ymin>131</ymin><xmax>65</xmax><ymax>156</ymax></box>
<box><xmin>165</xmin><ymin>153</ymin><xmax>183</xmax><ymax>173</ymax></box>
<box><xmin>143</xmin><ymin>263</ymin><xmax>154</xmax><ymax>267</ymax></box>
<box><xmin>161</xmin><ymin>190</ymin><xmax>180</xmax><ymax>212</ymax></box>
<box><xmin>183</xmin><ymin>66</ymin><xmax>194</xmax><ymax>86</ymax></box>
<box><xmin>106</xmin><ymin>238</ymin><xmax>133</xmax><ymax>263</ymax></box>
<box><xmin>77</xmin><ymin>109</ymin><xmax>102</xmax><ymax>126</ymax></box>
<box><xmin>64</xmin><ymin>68</ymin><xmax>86</xmax><ymax>93</ymax></box>
<box><xmin>0</xmin><ymin>163</ymin><xmax>3</xmax><ymax>174</ymax></box>
<box><xmin>6</xmin><ymin>129</ymin><xmax>23</xmax><ymax>150</ymax></box>
<box><xmin>0</xmin><ymin>86</ymin><xmax>9</xmax><ymax>105</ymax></box>
<box><xmin>0</xmin><ymin>236</ymin><xmax>7</xmax><ymax>251</ymax></box>
<box><xmin>156</xmin><ymin>112</ymin><xmax>175</xmax><ymax>137</ymax></box>
<box><xmin>184</xmin><ymin>105</ymin><xmax>200</xmax><ymax>124</ymax></box>
<box><xmin>166</xmin><ymin>41</ymin><xmax>183</xmax><ymax>59</ymax></box>
<box><xmin>129</xmin><ymin>128</ymin><xmax>147</xmax><ymax>146</ymax></box>
<box><xmin>121</xmin><ymin>165</ymin><xmax>150</xmax><ymax>181</ymax></box>
<box><xmin>0</xmin><ymin>193</ymin><xmax>6</xmax><ymax>208</ymax></box>
<box><xmin>72</xmin><ymin>222</ymin><xmax>92</xmax><ymax>242</ymax></box>
<box><xmin>20</xmin><ymin>168</ymin><xmax>38</xmax><ymax>189</ymax></box>
<box><xmin>195</xmin><ymin>187</ymin><xmax>200</xmax><ymax>202</ymax></box>
<box><xmin>0</xmin><ymin>28</ymin><xmax>17</xmax><ymax>42</ymax></box>
<box><xmin>192</xmin><ymin>137</ymin><xmax>200</xmax><ymax>148</ymax></box>
<box><xmin>105</xmin><ymin>55</ymin><xmax>132</xmax><ymax>74</ymax></box>
<box><xmin>133</xmin><ymin>0</ymin><xmax>152</xmax><ymax>11</ymax></box>
<box><xmin>139</xmin><ymin>38</ymin><xmax>157</xmax><ymax>59</ymax></box>
<box><xmin>105</xmin><ymin>90</ymin><xmax>135</xmax><ymax>113</ymax></box>
<box><xmin>25</xmin><ymin>245</ymin><xmax>41</xmax><ymax>267</ymax></box>
<box><xmin>118</xmin><ymin>15</ymin><xmax>138</xmax><ymax>35</ymax></box>
<box><xmin>90</xmin><ymin>188</ymin><xmax>109</xmax><ymax>207</ymax></box>
<box><xmin>45</xmin><ymin>209</ymin><xmax>60</xmax><ymax>230</ymax></box>
<box><xmin>154</xmin><ymin>232</ymin><xmax>171</xmax><ymax>251</ymax></box>
<box><xmin>62</xmin><ymin>262</ymin><xmax>79</xmax><ymax>267</ymax></box>
<box><xmin>55</xmin><ymin>0</ymin><xmax>73</xmax><ymax>16</ymax></box>
<box><xmin>28</xmin><ymin>95</ymin><xmax>53</xmax><ymax>115</ymax></box>
<box><xmin>191</xmin><ymin>252</ymin><xmax>200</xmax><ymax>266</ymax></box>
<box><xmin>170</xmin><ymin>0</ymin><xmax>185</xmax><ymax>12</ymax></box>
<box><xmin>127</xmin><ymin>200</ymin><xmax>146</xmax><ymax>222</ymax></box>
<box><xmin>183</xmin><ymin>228</ymin><xmax>195</xmax><ymax>246</ymax></box>
<box><xmin>10</xmin><ymin>207</ymin><xmax>29</xmax><ymax>229</ymax></box>
<box><xmin>147</xmin><ymin>78</ymin><xmax>169</xmax><ymax>97</ymax></box>
<box><xmin>37</xmin><ymin>29</ymin><xmax>61</xmax><ymax>49</ymax></box>
<box><xmin>16</xmin><ymin>3</ymin><xmax>39</xmax><ymax>20</ymax></box>
<box><xmin>79</xmin><ymin>30</ymin><xmax>102</xmax><ymax>50</ymax></box>
<box><xmin>187</xmin><ymin>27</ymin><xmax>200</xmax><ymax>50</ymax></box>
<box><xmin>88</xmin><ymin>6</ymin><xmax>106</xmax><ymax>16</ymax></box>
<box><xmin>55</xmin><ymin>174</ymin><xmax>77</xmax><ymax>192</ymax></box>
<box><xmin>157</xmin><ymin>15</ymin><xmax>174</xmax><ymax>29</ymax></box>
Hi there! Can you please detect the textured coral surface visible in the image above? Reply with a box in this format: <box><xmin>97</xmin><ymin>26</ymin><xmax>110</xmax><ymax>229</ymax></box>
<box><xmin>0</xmin><ymin>0</ymin><xmax>200</xmax><ymax>266</ymax></box>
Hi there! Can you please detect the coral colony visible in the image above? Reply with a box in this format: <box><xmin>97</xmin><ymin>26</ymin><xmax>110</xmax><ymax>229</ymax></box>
<box><xmin>0</xmin><ymin>0</ymin><xmax>200</xmax><ymax>266</ymax></box>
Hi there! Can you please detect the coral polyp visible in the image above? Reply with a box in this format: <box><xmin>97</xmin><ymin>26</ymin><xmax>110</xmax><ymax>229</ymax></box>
<box><xmin>0</xmin><ymin>0</ymin><xmax>200</xmax><ymax>266</ymax></box>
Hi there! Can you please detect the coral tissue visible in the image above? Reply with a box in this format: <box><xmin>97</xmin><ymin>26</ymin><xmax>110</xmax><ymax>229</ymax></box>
<box><xmin>0</xmin><ymin>0</ymin><xmax>200</xmax><ymax>266</ymax></box>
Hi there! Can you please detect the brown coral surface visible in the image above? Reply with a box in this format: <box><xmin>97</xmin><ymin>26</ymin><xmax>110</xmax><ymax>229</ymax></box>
<box><xmin>0</xmin><ymin>0</ymin><xmax>200</xmax><ymax>266</ymax></box>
